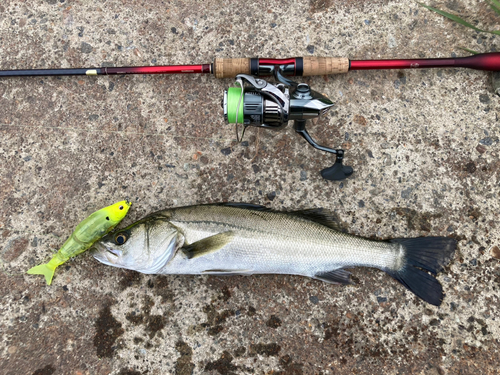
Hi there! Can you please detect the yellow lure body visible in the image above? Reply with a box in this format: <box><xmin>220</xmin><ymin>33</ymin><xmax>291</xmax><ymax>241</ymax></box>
<box><xmin>27</xmin><ymin>200</ymin><xmax>131</xmax><ymax>285</ymax></box>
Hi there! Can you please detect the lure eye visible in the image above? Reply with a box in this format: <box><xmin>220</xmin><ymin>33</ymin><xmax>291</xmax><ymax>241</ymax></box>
<box><xmin>115</xmin><ymin>233</ymin><xmax>128</xmax><ymax>245</ymax></box>
<box><xmin>119</xmin><ymin>205</ymin><xmax>124</xmax><ymax>210</ymax></box>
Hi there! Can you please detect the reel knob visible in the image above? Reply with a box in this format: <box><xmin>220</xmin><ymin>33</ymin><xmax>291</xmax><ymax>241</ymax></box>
<box><xmin>320</xmin><ymin>150</ymin><xmax>354</xmax><ymax>181</ymax></box>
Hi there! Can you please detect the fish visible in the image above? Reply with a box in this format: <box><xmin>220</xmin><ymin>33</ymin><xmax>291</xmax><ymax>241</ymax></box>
<box><xmin>91</xmin><ymin>203</ymin><xmax>456</xmax><ymax>306</ymax></box>
<box><xmin>27</xmin><ymin>199</ymin><xmax>132</xmax><ymax>285</ymax></box>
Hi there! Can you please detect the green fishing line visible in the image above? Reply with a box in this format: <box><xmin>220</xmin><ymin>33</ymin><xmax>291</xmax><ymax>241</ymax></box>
<box><xmin>226</xmin><ymin>87</ymin><xmax>243</xmax><ymax>124</ymax></box>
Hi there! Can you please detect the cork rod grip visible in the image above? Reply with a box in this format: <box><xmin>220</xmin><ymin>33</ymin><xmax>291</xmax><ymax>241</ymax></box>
<box><xmin>214</xmin><ymin>58</ymin><xmax>251</xmax><ymax>78</ymax></box>
<box><xmin>302</xmin><ymin>57</ymin><xmax>349</xmax><ymax>76</ymax></box>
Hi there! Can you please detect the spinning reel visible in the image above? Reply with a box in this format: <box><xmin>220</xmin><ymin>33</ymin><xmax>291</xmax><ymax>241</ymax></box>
<box><xmin>222</xmin><ymin>70</ymin><xmax>353</xmax><ymax>181</ymax></box>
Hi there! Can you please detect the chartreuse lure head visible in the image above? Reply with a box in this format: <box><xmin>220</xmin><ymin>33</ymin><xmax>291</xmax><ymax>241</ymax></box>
<box><xmin>103</xmin><ymin>200</ymin><xmax>132</xmax><ymax>225</ymax></box>
<box><xmin>27</xmin><ymin>199</ymin><xmax>131</xmax><ymax>285</ymax></box>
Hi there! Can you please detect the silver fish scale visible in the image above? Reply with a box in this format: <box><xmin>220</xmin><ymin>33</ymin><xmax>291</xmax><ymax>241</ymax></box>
<box><xmin>156</xmin><ymin>205</ymin><xmax>403</xmax><ymax>277</ymax></box>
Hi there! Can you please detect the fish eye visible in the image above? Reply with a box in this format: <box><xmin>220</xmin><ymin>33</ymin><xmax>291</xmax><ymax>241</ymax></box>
<box><xmin>115</xmin><ymin>233</ymin><xmax>128</xmax><ymax>245</ymax></box>
<box><xmin>119</xmin><ymin>205</ymin><xmax>124</xmax><ymax>210</ymax></box>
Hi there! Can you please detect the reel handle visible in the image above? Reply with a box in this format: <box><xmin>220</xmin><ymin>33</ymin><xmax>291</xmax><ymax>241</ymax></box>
<box><xmin>294</xmin><ymin>120</ymin><xmax>354</xmax><ymax>181</ymax></box>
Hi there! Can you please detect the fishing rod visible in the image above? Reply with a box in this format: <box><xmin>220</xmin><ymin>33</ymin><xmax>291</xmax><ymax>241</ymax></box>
<box><xmin>2</xmin><ymin>53</ymin><xmax>500</xmax><ymax>181</ymax></box>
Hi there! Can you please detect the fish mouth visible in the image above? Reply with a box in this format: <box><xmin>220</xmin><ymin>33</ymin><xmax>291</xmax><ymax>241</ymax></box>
<box><xmin>90</xmin><ymin>242</ymin><xmax>119</xmax><ymax>266</ymax></box>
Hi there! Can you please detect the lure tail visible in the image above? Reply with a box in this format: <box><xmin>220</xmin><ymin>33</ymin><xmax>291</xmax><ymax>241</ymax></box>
<box><xmin>27</xmin><ymin>262</ymin><xmax>57</xmax><ymax>285</ymax></box>
<box><xmin>27</xmin><ymin>256</ymin><xmax>64</xmax><ymax>285</ymax></box>
<box><xmin>385</xmin><ymin>237</ymin><xmax>456</xmax><ymax>306</ymax></box>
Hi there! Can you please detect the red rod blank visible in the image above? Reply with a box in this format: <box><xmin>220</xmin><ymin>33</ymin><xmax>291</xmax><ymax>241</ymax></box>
<box><xmin>350</xmin><ymin>52</ymin><xmax>500</xmax><ymax>71</ymax></box>
<box><xmin>103</xmin><ymin>64</ymin><xmax>211</xmax><ymax>75</ymax></box>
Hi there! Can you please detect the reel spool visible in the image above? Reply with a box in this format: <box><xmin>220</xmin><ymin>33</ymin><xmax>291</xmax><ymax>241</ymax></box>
<box><xmin>223</xmin><ymin>72</ymin><xmax>353</xmax><ymax>181</ymax></box>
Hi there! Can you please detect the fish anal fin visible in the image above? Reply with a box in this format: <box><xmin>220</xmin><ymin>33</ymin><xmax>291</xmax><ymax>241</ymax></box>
<box><xmin>181</xmin><ymin>231</ymin><xmax>234</xmax><ymax>259</ymax></box>
<box><xmin>314</xmin><ymin>269</ymin><xmax>353</xmax><ymax>285</ymax></box>
<box><xmin>202</xmin><ymin>269</ymin><xmax>253</xmax><ymax>276</ymax></box>
<box><xmin>290</xmin><ymin>208</ymin><xmax>345</xmax><ymax>232</ymax></box>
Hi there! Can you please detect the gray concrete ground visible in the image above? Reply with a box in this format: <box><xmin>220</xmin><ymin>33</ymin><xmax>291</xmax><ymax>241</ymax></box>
<box><xmin>1</xmin><ymin>0</ymin><xmax>499</xmax><ymax>374</ymax></box>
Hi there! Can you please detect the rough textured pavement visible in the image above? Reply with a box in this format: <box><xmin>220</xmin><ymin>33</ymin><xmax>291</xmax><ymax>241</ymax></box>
<box><xmin>1</xmin><ymin>0</ymin><xmax>500</xmax><ymax>374</ymax></box>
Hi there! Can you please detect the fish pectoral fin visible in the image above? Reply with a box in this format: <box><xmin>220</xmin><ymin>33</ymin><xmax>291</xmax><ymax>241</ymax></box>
<box><xmin>314</xmin><ymin>269</ymin><xmax>353</xmax><ymax>285</ymax></box>
<box><xmin>181</xmin><ymin>231</ymin><xmax>235</xmax><ymax>259</ymax></box>
<box><xmin>202</xmin><ymin>269</ymin><xmax>253</xmax><ymax>276</ymax></box>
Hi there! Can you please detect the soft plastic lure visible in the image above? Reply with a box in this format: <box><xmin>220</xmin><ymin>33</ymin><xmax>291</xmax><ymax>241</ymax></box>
<box><xmin>27</xmin><ymin>199</ymin><xmax>131</xmax><ymax>285</ymax></box>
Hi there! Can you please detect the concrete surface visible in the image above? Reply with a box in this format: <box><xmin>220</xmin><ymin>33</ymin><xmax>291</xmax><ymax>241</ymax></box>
<box><xmin>1</xmin><ymin>0</ymin><xmax>500</xmax><ymax>374</ymax></box>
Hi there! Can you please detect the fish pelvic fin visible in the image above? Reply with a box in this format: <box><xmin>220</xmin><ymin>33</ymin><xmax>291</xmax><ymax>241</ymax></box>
<box><xmin>385</xmin><ymin>237</ymin><xmax>456</xmax><ymax>306</ymax></box>
<box><xmin>27</xmin><ymin>263</ymin><xmax>57</xmax><ymax>285</ymax></box>
<box><xmin>314</xmin><ymin>269</ymin><xmax>353</xmax><ymax>285</ymax></box>
<box><xmin>182</xmin><ymin>231</ymin><xmax>235</xmax><ymax>259</ymax></box>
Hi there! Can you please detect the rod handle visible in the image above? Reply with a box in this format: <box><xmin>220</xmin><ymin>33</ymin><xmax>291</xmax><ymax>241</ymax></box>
<box><xmin>213</xmin><ymin>57</ymin><xmax>350</xmax><ymax>78</ymax></box>
<box><xmin>302</xmin><ymin>57</ymin><xmax>350</xmax><ymax>76</ymax></box>
<box><xmin>214</xmin><ymin>58</ymin><xmax>251</xmax><ymax>78</ymax></box>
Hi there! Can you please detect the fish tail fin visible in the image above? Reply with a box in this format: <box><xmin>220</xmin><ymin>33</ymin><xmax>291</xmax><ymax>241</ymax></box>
<box><xmin>385</xmin><ymin>237</ymin><xmax>456</xmax><ymax>306</ymax></box>
<box><xmin>27</xmin><ymin>263</ymin><xmax>57</xmax><ymax>285</ymax></box>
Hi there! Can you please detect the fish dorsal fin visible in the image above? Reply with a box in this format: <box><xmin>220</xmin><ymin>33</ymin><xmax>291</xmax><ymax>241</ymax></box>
<box><xmin>181</xmin><ymin>231</ymin><xmax>234</xmax><ymax>259</ymax></box>
<box><xmin>218</xmin><ymin>202</ymin><xmax>271</xmax><ymax>211</ymax></box>
<box><xmin>314</xmin><ymin>269</ymin><xmax>353</xmax><ymax>285</ymax></box>
<box><xmin>289</xmin><ymin>208</ymin><xmax>345</xmax><ymax>232</ymax></box>
<box><xmin>221</xmin><ymin>204</ymin><xmax>344</xmax><ymax>231</ymax></box>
